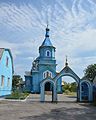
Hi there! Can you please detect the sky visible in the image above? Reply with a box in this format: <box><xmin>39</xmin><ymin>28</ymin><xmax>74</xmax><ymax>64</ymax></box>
<box><xmin>0</xmin><ymin>0</ymin><xmax>96</xmax><ymax>82</ymax></box>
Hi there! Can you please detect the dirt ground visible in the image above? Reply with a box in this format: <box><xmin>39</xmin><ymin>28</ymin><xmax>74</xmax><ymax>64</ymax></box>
<box><xmin>0</xmin><ymin>94</ymin><xmax>96</xmax><ymax>120</ymax></box>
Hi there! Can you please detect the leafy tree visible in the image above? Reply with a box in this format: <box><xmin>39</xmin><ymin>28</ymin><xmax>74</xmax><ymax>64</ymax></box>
<box><xmin>84</xmin><ymin>64</ymin><xmax>96</xmax><ymax>82</ymax></box>
<box><xmin>12</xmin><ymin>75</ymin><xmax>23</xmax><ymax>91</ymax></box>
<box><xmin>62</xmin><ymin>81</ymin><xmax>77</xmax><ymax>92</ymax></box>
<box><xmin>70</xmin><ymin>82</ymin><xmax>77</xmax><ymax>92</ymax></box>
<box><xmin>62</xmin><ymin>81</ymin><xmax>70</xmax><ymax>92</ymax></box>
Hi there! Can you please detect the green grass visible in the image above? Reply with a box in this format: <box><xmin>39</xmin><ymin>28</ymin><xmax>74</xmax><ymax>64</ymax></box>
<box><xmin>5</xmin><ymin>91</ymin><xmax>29</xmax><ymax>100</ymax></box>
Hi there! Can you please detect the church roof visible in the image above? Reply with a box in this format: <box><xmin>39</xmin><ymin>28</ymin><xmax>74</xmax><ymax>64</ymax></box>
<box><xmin>40</xmin><ymin>26</ymin><xmax>54</xmax><ymax>48</ymax></box>
<box><xmin>41</xmin><ymin>37</ymin><xmax>53</xmax><ymax>46</ymax></box>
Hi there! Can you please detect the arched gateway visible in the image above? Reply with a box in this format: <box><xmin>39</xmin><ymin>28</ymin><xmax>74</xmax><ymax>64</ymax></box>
<box><xmin>40</xmin><ymin>78</ymin><xmax>56</xmax><ymax>102</ymax></box>
<box><xmin>40</xmin><ymin>65</ymin><xmax>93</xmax><ymax>102</ymax></box>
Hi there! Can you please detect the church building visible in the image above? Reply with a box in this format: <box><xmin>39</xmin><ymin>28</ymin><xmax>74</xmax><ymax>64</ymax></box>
<box><xmin>25</xmin><ymin>26</ymin><xmax>62</xmax><ymax>93</ymax></box>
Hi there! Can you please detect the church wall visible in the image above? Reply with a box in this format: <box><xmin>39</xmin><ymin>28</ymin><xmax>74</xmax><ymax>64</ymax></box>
<box><xmin>25</xmin><ymin>76</ymin><xmax>32</xmax><ymax>92</ymax></box>
<box><xmin>39</xmin><ymin>47</ymin><xmax>54</xmax><ymax>58</ymax></box>
<box><xmin>32</xmin><ymin>72</ymin><xmax>39</xmax><ymax>93</ymax></box>
<box><xmin>39</xmin><ymin>64</ymin><xmax>56</xmax><ymax>78</ymax></box>
<box><xmin>39</xmin><ymin>59</ymin><xmax>56</xmax><ymax>65</ymax></box>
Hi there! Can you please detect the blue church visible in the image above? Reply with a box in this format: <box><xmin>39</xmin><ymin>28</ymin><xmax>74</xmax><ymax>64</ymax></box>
<box><xmin>25</xmin><ymin>26</ymin><xmax>62</xmax><ymax>93</ymax></box>
<box><xmin>0</xmin><ymin>48</ymin><xmax>13</xmax><ymax>96</ymax></box>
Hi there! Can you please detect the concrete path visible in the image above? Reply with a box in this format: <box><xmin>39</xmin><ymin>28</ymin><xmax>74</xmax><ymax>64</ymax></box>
<box><xmin>27</xmin><ymin>94</ymin><xmax>77</xmax><ymax>102</ymax></box>
<box><xmin>0</xmin><ymin>94</ymin><xmax>96</xmax><ymax>120</ymax></box>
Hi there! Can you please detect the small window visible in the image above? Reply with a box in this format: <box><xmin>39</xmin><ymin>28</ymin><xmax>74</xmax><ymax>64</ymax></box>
<box><xmin>6</xmin><ymin>57</ymin><xmax>9</xmax><ymax>67</ymax></box>
<box><xmin>47</xmin><ymin>51</ymin><xmax>50</xmax><ymax>56</ymax></box>
<box><xmin>7</xmin><ymin>78</ymin><xmax>10</xmax><ymax>87</ymax></box>
<box><xmin>46</xmin><ymin>50</ymin><xmax>51</xmax><ymax>57</ymax></box>
<box><xmin>1</xmin><ymin>75</ymin><xmax>4</xmax><ymax>87</ymax></box>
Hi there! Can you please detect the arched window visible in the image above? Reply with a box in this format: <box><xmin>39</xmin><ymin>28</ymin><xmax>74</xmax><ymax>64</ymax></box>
<box><xmin>43</xmin><ymin>70</ymin><xmax>52</xmax><ymax>79</ymax></box>
<box><xmin>46</xmin><ymin>50</ymin><xmax>51</xmax><ymax>57</ymax></box>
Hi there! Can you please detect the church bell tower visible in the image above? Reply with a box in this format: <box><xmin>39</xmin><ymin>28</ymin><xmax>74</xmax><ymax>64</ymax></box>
<box><xmin>39</xmin><ymin>25</ymin><xmax>56</xmax><ymax>60</ymax></box>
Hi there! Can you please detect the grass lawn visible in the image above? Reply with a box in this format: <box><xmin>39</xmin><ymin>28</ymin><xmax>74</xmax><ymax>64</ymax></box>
<box><xmin>5</xmin><ymin>91</ymin><xmax>29</xmax><ymax>100</ymax></box>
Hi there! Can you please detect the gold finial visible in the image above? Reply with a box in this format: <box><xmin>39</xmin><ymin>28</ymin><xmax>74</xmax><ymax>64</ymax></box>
<box><xmin>65</xmin><ymin>55</ymin><xmax>68</xmax><ymax>66</ymax></box>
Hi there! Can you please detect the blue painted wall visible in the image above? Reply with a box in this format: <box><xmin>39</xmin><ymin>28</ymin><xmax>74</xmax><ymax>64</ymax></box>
<box><xmin>25</xmin><ymin>76</ymin><xmax>32</xmax><ymax>92</ymax></box>
<box><xmin>0</xmin><ymin>49</ymin><xmax>13</xmax><ymax>96</ymax></box>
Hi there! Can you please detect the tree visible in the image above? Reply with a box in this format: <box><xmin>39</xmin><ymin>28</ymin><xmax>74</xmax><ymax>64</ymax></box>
<box><xmin>62</xmin><ymin>81</ymin><xmax>77</xmax><ymax>92</ymax></box>
<box><xmin>84</xmin><ymin>64</ymin><xmax>96</xmax><ymax>82</ymax></box>
<box><xmin>12</xmin><ymin>75</ymin><xmax>23</xmax><ymax>91</ymax></box>
<box><xmin>70</xmin><ymin>82</ymin><xmax>77</xmax><ymax>92</ymax></box>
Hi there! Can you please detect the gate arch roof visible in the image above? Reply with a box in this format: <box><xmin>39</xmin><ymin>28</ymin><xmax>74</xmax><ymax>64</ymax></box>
<box><xmin>40</xmin><ymin>77</ymin><xmax>55</xmax><ymax>86</ymax></box>
<box><xmin>53</xmin><ymin>66</ymin><xmax>80</xmax><ymax>84</ymax></box>
<box><xmin>80</xmin><ymin>79</ymin><xmax>92</xmax><ymax>87</ymax></box>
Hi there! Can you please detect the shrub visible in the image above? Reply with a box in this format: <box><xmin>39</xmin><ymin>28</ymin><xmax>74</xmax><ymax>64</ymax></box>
<box><xmin>64</xmin><ymin>90</ymin><xmax>70</xmax><ymax>95</ymax></box>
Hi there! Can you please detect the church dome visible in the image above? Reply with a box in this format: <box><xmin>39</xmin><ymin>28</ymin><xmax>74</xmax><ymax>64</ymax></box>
<box><xmin>39</xmin><ymin>25</ymin><xmax>55</xmax><ymax>48</ymax></box>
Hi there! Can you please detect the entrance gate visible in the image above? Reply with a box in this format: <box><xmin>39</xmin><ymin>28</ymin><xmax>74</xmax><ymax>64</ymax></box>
<box><xmin>40</xmin><ymin>66</ymin><xmax>93</xmax><ymax>102</ymax></box>
<box><xmin>80</xmin><ymin>80</ymin><xmax>93</xmax><ymax>102</ymax></box>
<box><xmin>40</xmin><ymin>78</ymin><xmax>56</xmax><ymax>102</ymax></box>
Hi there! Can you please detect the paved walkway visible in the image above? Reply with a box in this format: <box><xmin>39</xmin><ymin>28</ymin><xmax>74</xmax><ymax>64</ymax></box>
<box><xmin>0</xmin><ymin>94</ymin><xmax>96</xmax><ymax>120</ymax></box>
<box><xmin>27</xmin><ymin>94</ymin><xmax>77</xmax><ymax>102</ymax></box>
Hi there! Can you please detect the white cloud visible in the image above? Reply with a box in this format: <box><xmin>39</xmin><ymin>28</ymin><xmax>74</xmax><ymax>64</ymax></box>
<box><xmin>0</xmin><ymin>0</ymin><xmax>96</xmax><ymax>79</ymax></box>
<box><xmin>55</xmin><ymin>28</ymin><xmax>96</xmax><ymax>77</ymax></box>
<box><xmin>0</xmin><ymin>40</ymin><xmax>21</xmax><ymax>59</ymax></box>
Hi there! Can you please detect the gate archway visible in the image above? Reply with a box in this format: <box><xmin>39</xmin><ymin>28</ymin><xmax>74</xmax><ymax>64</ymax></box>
<box><xmin>58</xmin><ymin>76</ymin><xmax>78</xmax><ymax>102</ymax></box>
<box><xmin>40</xmin><ymin>65</ymin><xmax>93</xmax><ymax>102</ymax></box>
<box><xmin>53</xmin><ymin>66</ymin><xmax>80</xmax><ymax>102</ymax></box>
<box><xmin>40</xmin><ymin>78</ymin><xmax>56</xmax><ymax>102</ymax></box>
<box><xmin>80</xmin><ymin>80</ymin><xmax>93</xmax><ymax>102</ymax></box>
<box><xmin>45</xmin><ymin>82</ymin><xmax>51</xmax><ymax>91</ymax></box>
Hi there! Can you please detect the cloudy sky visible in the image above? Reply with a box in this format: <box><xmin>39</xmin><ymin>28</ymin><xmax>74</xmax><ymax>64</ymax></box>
<box><xmin>0</xmin><ymin>0</ymin><xmax>96</xmax><ymax>81</ymax></box>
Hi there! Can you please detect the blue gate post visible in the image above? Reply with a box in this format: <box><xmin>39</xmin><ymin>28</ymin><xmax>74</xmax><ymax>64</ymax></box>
<box><xmin>53</xmin><ymin>84</ymin><xmax>57</xmax><ymax>102</ymax></box>
<box><xmin>40</xmin><ymin>84</ymin><xmax>45</xmax><ymax>102</ymax></box>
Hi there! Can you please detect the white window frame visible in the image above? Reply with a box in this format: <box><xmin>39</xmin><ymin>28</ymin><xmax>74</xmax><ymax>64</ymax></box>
<box><xmin>43</xmin><ymin>70</ymin><xmax>52</xmax><ymax>79</ymax></box>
